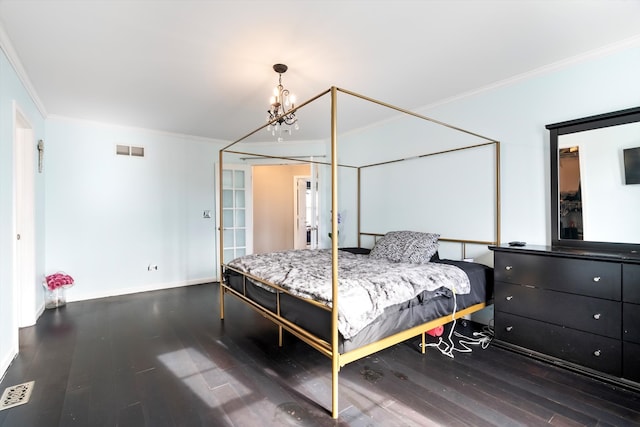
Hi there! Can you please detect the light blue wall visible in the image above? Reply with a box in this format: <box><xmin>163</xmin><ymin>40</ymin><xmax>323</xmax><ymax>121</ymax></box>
<box><xmin>419</xmin><ymin>45</ymin><xmax>640</xmax><ymax>249</ymax></box>
<box><xmin>45</xmin><ymin>118</ymin><xmax>224</xmax><ymax>302</ymax></box>
<box><xmin>336</xmin><ymin>44</ymin><xmax>640</xmax><ymax>255</ymax></box>
<box><xmin>0</xmin><ymin>48</ymin><xmax>46</xmax><ymax>376</ymax></box>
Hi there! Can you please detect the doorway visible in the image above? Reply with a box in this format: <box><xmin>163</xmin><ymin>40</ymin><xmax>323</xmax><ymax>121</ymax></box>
<box><xmin>252</xmin><ymin>164</ymin><xmax>318</xmax><ymax>253</ymax></box>
<box><xmin>13</xmin><ymin>103</ymin><xmax>37</xmax><ymax>329</ymax></box>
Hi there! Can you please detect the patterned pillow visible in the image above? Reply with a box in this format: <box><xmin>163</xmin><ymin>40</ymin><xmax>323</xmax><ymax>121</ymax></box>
<box><xmin>369</xmin><ymin>231</ymin><xmax>440</xmax><ymax>264</ymax></box>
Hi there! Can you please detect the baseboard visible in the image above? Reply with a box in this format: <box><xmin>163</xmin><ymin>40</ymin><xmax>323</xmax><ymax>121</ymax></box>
<box><xmin>0</xmin><ymin>348</ymin><xmax>18</xmax><ymax>385</ymax></box>
<box><xmin>37</xmin><ymin>301</ymin><xmax>45</xmax><ymax>317</ymax></box>
<box><xmin>65</xmin><ymin>277</ymin><xmax>218</xmax><ymax>303</ymax></box>
<box><xmin>34</xmin><ymin>300</ymin><xmax>45</xmax><ymax>323</ymax></box>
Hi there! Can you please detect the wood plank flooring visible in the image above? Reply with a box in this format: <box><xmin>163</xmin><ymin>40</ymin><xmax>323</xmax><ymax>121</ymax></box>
<box><xmin>1</xmin><ymin>283</ymin><xmax>639</xmax><ymax>426</ymax></box>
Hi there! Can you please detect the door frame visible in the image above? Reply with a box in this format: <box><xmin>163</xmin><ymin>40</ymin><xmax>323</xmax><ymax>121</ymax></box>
<box><xmin>293</xmin><ymin>175</ymin><xmax>310</xmax><ymax>249</ymax></box>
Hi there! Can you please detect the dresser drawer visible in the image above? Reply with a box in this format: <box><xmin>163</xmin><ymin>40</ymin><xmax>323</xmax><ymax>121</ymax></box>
<box><xmin>495</xmin><ymin>312</ymin><xmax>621</xmax><ymax>376</ymax></box>
<box><xmin>494</xmin><ymin>252</ymin><xmax>621</xmax><ymax>300</ymax></box>
<box><xmin>623</xmin><ymin>302</ymin><xmax>640</xmax><ymax>344</ymax></box>
<box><xmin>623</xmin><ymin>341</ymin><xmax>640</xmax><ymax>382</ymax></box>
<box><xmin>495</xmin><ymin>282</ymin><xmax>621</xmax><ymax>339</ymax></box>
<box><xmin>623</xmin><ymin>264</ymin><xmax>640</xmax><ymax>304</ymax></box>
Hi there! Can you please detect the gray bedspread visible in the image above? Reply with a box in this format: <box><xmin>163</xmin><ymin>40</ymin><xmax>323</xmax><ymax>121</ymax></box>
<box><xmin>227</xmin><ymin>249</ymin><xmax>470</xmax><ymax>339</ymax></box>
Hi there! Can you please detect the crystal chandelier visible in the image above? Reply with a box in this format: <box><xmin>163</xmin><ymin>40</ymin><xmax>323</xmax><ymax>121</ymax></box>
<box><xmin>267</xmin><ymin>63</ymin><xmax>299</xmax><ymax>141</ymax></box>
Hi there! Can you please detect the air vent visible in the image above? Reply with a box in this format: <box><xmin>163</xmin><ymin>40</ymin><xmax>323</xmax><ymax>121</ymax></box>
<box><xmin>116</xmin><ymin>145</ymin><xmax>145</xmax><ymax>157</ymax></box>
<box><xmin>0</xmin><ymin>381</ymin><xmax>34</xmax><ymax>411</ymax></box>
<box><xmin>116</xmin><ymin>145</ymin><xmax>130</xmax><ymax>156</ymax></box>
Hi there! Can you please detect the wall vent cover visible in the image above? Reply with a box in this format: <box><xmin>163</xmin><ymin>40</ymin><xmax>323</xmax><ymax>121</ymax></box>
<box><xmin>0</xmin><ymin>381</ymin><xmax>35</xmax><ymax>411</ymax></box>
<box><xmin>116</xmin><ymin>145</ymin><xmax>130</xmax><ymax>156</ymax></box>
<box><xmin>116</xmin><ymin>145</ymin><xmax>145</xmax><ymax>157</ymax></box>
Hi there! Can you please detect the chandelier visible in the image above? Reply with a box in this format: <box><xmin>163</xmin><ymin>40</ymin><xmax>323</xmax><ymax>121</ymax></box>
<box><xmin>267</xmin><ymin>63</ymin><xmax>299</xmax><ymax>140</ymax></box>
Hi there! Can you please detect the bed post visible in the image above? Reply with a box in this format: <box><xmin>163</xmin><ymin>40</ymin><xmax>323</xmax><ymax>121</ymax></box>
<box><xmin>330</xmin><ymin>86</ymin><xmax>340</xmax><ymax>419</ymax></box>
<box><xmin>219</xmin><ymin>149</ymin><xmax>225</xmax><ymax>320</ymax></box>
<box><xmin>496</xmin><ymin>141</ymin><xmax>501</xmax><ymax>245</ymax></box>
<box><xmin>357</xmin><ymin>167</ymin><xmax>361</xmax><ymax>248</ymax></box>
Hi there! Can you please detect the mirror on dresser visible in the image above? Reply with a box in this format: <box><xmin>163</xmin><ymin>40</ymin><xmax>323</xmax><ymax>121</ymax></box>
<box><xmin>546</xmin><ymin>107</ymin><xmax>640</xmax><ymax>254</ymax></box>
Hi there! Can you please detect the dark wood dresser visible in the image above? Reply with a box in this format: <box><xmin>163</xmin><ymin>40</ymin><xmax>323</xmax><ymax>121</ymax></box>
<box><xmin>489</xmin><ymin>244</ymin><xmax>640</xmax><ymax>387</ymax></box>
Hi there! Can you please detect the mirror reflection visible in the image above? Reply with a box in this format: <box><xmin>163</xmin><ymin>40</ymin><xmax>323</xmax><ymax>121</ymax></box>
<box><xmin>555</xmin><ymin>119</ymin><xmax>640</xmax><ymax>246</ymax></box>
<box><xmin>559</xmin><ymin>147</ymin><xmax>582</xmax><ymax>240</ymax></box>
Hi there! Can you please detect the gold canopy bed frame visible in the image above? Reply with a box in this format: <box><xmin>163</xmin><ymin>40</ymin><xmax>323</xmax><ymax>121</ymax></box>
<box><xmin>218</xmin><ymin>86</ymin><xmax>500</xmax><ymax>419</ymax></box>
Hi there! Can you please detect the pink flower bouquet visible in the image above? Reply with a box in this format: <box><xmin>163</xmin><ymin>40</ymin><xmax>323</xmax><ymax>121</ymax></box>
<box><xmin>44</xmin><ymin>272</ymin><xmax>74</xmax><ymax>290</ymax></box>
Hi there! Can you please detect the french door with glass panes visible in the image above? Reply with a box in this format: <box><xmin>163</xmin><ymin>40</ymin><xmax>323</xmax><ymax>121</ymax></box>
<box><xmin>219</xmin><ymin>165</ymin><xmax>252</xmax><ymax>264</ymax></box>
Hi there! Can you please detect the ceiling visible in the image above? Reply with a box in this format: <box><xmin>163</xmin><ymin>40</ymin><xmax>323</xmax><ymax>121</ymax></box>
<box><xmin>1</xmin><ymin>0</ymin><xmax>639</xmax><ymax>142</ymax></box>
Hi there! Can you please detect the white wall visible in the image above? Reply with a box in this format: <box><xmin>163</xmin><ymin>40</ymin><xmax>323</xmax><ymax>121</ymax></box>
<box><xmin>45</xmin><ymin>118</ymin><xmax>223</xmax><ymax>302</ymax></box>
<box><xmin>334</xmin><ymin>106</ymin><xmax>497</xmax><ymax>254</ymax></box>
<box><xmin>0</xmin><ymin>48</ymin><xmax>46</xmax><ymax>378</ymax></box>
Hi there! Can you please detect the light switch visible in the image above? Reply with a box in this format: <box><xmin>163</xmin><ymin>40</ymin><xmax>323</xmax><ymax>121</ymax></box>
<box><xmin>203</xmin><ymin>210</ymin><xmax>211</xmax><ymax>218</ymax></box>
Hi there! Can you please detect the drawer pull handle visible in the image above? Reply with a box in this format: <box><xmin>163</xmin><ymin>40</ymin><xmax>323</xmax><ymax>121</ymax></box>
<box><xmin>506</xmin><ymin>296</ymin><xmax>513</xmax><ymax>301</ymax></box>
<box><xmin>505</xmin><ymin>266</ymin><xmax>513</xmax><ymax>271</ymax></box>
<box><xmin>505</xmin><ymin>326</ymin><xmax>513</xmax><ymax>332</ymax></box>
<box><xmin>593</xmin><ymin>313</ymin><xmax>601</xmax><ymax>320</ymax></box>
<box><xmin>593</xmin><ymin>276</ymin><xmax>601</xmax><ymax>282</ymax></box>
<box><xmin>593</xmin><ymin>350</ymin><xmax>601</xmax><ymax>357</ymax></box>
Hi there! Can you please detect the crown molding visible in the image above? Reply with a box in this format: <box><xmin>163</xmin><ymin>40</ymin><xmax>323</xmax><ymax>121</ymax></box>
<box><xmin>0</xmin><ymin>21</ymin><xmax>48</xmax><ymax>118</ymax></box>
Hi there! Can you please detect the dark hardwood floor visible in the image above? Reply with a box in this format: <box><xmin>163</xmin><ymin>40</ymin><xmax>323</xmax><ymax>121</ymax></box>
<box><xmin>1</xmin><ymin>283</ymin><xmax>639</xmax><ymax>426</ymax></box>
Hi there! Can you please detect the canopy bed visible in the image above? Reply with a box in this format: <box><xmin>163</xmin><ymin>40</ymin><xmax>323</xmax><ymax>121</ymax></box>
<box><xmin>218</xmin><ymin>87</ymin><xmax>500</xmax><ymax>418</ymax></box>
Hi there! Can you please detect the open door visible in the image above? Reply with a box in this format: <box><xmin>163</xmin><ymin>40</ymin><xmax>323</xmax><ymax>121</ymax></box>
<box><xmin>216</xmin><ymin>164</ymin><xmax>253</xmax><ymax>266</ymax></box>
<box><xmin>294</xmin><ymin>177</ymin><xmax>310</xmax><ymax>249</ymax></box>
<box><xmin>14</xmin><ymin>104</ymin><xmax>37</xmax><ymax>328</ymax></box>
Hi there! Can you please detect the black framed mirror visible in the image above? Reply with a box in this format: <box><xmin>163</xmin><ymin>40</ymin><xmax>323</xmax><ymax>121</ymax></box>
<box><xmin>546</xmin><ymin>106</ymin><xmax>640</xmax><ymax>255</ymax></box>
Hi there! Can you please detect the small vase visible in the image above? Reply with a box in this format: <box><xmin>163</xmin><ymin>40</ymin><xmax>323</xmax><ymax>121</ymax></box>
<box><xmin>45</xmin><ymin>287</ymin><xmax>66</xmax><ymax>309</ymax></box>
